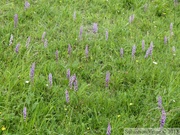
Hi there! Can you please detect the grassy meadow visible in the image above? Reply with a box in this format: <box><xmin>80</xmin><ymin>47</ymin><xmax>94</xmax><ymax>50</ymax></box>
<box><xmin>0</xmin><ymin>0</ymin><xmax>180</xmax><ymax>134</ymax></box>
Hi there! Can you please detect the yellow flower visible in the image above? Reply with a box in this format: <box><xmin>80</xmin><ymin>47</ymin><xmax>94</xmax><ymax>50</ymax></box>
<box><xmin>1</xmin><ymin>126</ymin><xmax>6</xmax><ymax>131</ymax></box>
<box><xmin>117</xmin><ymin>115</ymin><xmax>121</xmax><ymax>118</ymax></box>
<box><xmin>129</xmin><ymin>103</ymin><xmax>133</xmax><ymax>106</ymax></box>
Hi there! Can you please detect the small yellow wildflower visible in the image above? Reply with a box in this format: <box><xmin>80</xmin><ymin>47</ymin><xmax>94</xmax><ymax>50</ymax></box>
<box><xmin>117</xmin><ymin>115</ymin><xmax>121</xmax><ymax>118</ymax></box>
<box><xmin>129</xmin><ymin>103</ymin><xmax>133</xmax><ymax>106</ymax></box>
<box><xmin>1</xmin><ymin>126</ymin><xmax>6</xmax><ymax>131</ymax></box>
<box><xmin>25</xmin><ymin>80</ymin><xmax>29</xmax><ymax>83</ymax></box>
<box><xmin>64</xmin><ymin>108</ymin><xmax>67</xmax><ymax>111</ymax></box>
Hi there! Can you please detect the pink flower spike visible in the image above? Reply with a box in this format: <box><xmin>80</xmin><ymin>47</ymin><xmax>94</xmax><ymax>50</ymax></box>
<box><xmin>23</xmin><ymin>107</ymin><xmax>27</xmax><ymax>120</ymax></box>
<box><xmin>65</xmin><ymin>90</ymin><xmax>69</xmax><ymax>103</ymax></box>
<box><xmin>106</xmin><ymin>122</ymin><xmax>111</xmax><ymax>135</ymax></box>
<box><xmin>14</xmin><ymin>14</ymin><xmax>18</xmax><ymax>28</ymax></box>
<box><xmin>79</xmin><ymin>26</ymin><xmax>83</xmax><ymax>40</ymax></box>
<box><xmin>93</xmin><ymin>23</ymin><xmax>98</xmax><ymax>33</ymax></box>
<box><xmin>25</xmin><ymin>1</ymin><xmax>30</xmax><ymax>10</ymax></box>
<box><xmin>42</xmin><ymin>32</ymin><xmax>46</xmax><ymax>42</ymax></box>
<box><xmin>67</xmin><ymin>69</ymin><xmax>70</xmax><ymax>79</ymax></box>
<box><xmin>68</xmin><ymin>44</ymin><xmax>72</xmax><ymax>55</ymax></box>
<box><xmin>105</xmin><ymin>71</ymin><xmax>110</xmax><ymax>87</ymax></box>
<box><xmin>106</xmin><ymin>30</ymin><xmax>108</xmax><ymax>41</ymax></box>
<box><xmin>48</xmin><ymin>73</ymin><xmax>53</xmax><ymax>87</ymax></box>
<box><xmin>15</xmin><ymin>43</ymin><xmax>20</xmax><ymax>53</ymax></box>
<box><xmin>85</xmin><ymin>45</ymin><xmax>88</xmax><ymax>58</ymax></box>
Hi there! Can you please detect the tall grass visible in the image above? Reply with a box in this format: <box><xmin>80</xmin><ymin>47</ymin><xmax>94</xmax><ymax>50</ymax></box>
<box><xmin>0</xmin><ymin>0</ymin><xmax>180</xmax><ymax>134</ymax></box>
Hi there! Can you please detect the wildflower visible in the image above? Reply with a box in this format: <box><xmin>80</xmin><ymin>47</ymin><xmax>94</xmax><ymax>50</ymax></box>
<box><xmin>93</xmin><ymin>23</ymin><xmax>98</xmax><ymax>33</ymax></box>
<box><xmin>9</xmin><ymin>34</ymin><xmax>13</xmax><ymax>46</ymax></box>
<box><xmin>164</xmin><ymin>36</ymin><xmax>168</xmax><ymax>44</ymax></box>
<box><xmin>14</xmin><ymin>14</ymin><xmax>18</xmax><ymax>28</ymax></box>
<box><xmin>129</xmin><ymin>103</ymin><xmax>133</xmax><ymax>106</ymax></box>
<box><xmin>68</xmin><ymin>44</ymin><xmax>72</xmax><ymax>55</ymax></box>
<box><xmin>145</xmin><ymin>41</ymin><xmax>153</xmax><ymax>58</ymax></box>
<box><xmin>67</xmin><ymin>69</ymin><xmax>70</xmax><ymax>79</ymax></box>
<box><xmin>26</xmin><ymin>36</ymin><xmax>31</xmax><ymax>48</ymax></box>
<box><xmin>142</xmin><ymin>40</ymin><xmax>145</xmax><ymax>51</ymax></box>
<box><xmin>65</xmin><ymin>90</ymin><xmax>69</xmax><ymax>103</ymax></box>
<box><xmin>160</xmin><ymin>109</ymin><xmax>166</xmax><ymax>129</ymax></box>
<box><xmin>105</xmin><ymin>30</ymin><xmax>108</xmax><ymax>41</ymax></box>
<box><xmin>117</xmin><ymin>115</ymin><xmax>121</xmax><ymax>118</ymax></box>
<box><xmin>25</xmin><ymin>80</ymin><xmax>29</xmax><ymax>83</ymax></box>
<box><xmin>132</xmin><ymin>45</ymin><xmax>136</xmax><ymax>58</ymax></box>
<box><xmin>79</xmin><ymin>26</ymin><xmax>83</xmax><ymax>40</ymax></box>
<box><xmin>105</xmin><ymin>71</ymin><xmax>110</xmax><ymax>87</ymax></box>
<box><xmin>170</xmin><ymin>23</ymin><xmax>173</xmax><ymax>32</ymax></box>
<box><xmin>55</xmin><ymin>50</ymin><xmax>58</xmax><ymax>61</ymax></box>
<box><xmin>145</xmin><ymin>47</ymin><xmax>151</xmax><ymax>58</ymax></box>
<box><xmin>23</xmin><ymin>107</ymin><xmax>27</xmax><ymax>120</ymax></box>
<box><xmin>74</xmin><ymin>78</ymin><xmax>78</xmax><ymax>91</ymax></box>
<box><xmin>1</xmin><ymin>126</ymin><xmax>6</xmax><ymax>131</ymax></box>
<box><xmin>131</xmin><ymin>14</ymin><xmax>135</xmax><ymax>21</ymax></box>
<box><xmin>69</xmin><ymin>74</ymin><xmax>76</xmax><ymax>89</ymax></box>
<box><xmin>158</xmin><ymin>96</ymin><xmax>162</xmax><ymax>109</ymax></box>
<box><xmin>106</xmin><ymin>122</ymin><xmax>111</xmax><ymax>135</ymax></box>
<box><xmin>48</xmin><ymin>73</ymin><xmax>53</xmax><ymax>87</ymax></box>
<box><xmin>120</xmin><ymin>48</ymin><xmax>123</xmax><ymax>57</ymax></box>
<box><xmin>149</xmin><ymin>41</ymin><xmax>153</xmax><ymax>56</ymax></box>
<box><xmin>85</xmin><ymin>45</ymin><xmax>88</xmax><ymax>58</ymax></box>
<box><xmin>15</xmin><ymin>43</ymin><xmax>20</xmax><ymax>53</ymax></box>
<box><xmin>42</xmin><ymin>32</ymin><xmax>46</xmax><ymax>42</ymax></box>
<box><xmin>24</xmin><ymin>1</ymin><xmax>30</xmax><ymax>10</ymax></box>
<box><xmin>30</xmin><ymin>62</ymin><xmax>35</xmax><ymax>82</ymax></box>
<box><xmin>44</xmin><ymin>39</ymin><xmax>48</xmax><ymax>48</ymax></box>
<box><xmin>129</xmin><ymin>14</ymin><xmax>135</xmax><ymax>24</ymax></box>
<box><xmin>153</xmin><ymin>61</ymin><xmax>158</xmax><ymax>65</ymax></box>
<box><xmin>73</xmin><ymin>11</ymin><xmax>76</xmax><ymax>20</ymax></box>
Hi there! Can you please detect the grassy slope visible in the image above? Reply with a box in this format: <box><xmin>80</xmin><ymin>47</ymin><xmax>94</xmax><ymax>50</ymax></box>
<box><xmin>0</xmin><ymin>0</ymin><xmax>180</xmax><ymax>134</ymax></box>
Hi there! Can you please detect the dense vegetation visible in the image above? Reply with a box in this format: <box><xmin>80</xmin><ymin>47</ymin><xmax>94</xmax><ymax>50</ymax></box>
<box><xmin>0</xmin><ymin>0</ymin><xmax>180</xmax><ymax>134</ymax></box>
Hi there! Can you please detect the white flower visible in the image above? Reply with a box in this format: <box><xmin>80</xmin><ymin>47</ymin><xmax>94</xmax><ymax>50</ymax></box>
<box><xmin>25</xmin><ymin>81</ymin><xmax>29</xmax><ymax>83</ymax></box>
<box><xmin>153</xmin><ymin>61</ymin><xmax>158</xmax><ymax>65</ymax></box>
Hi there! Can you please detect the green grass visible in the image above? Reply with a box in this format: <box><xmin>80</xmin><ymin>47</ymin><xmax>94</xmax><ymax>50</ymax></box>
<box><xmin>0</xmin><ymin>0</ymin><xmax>180</xmax><ymax>134</ymax></box>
